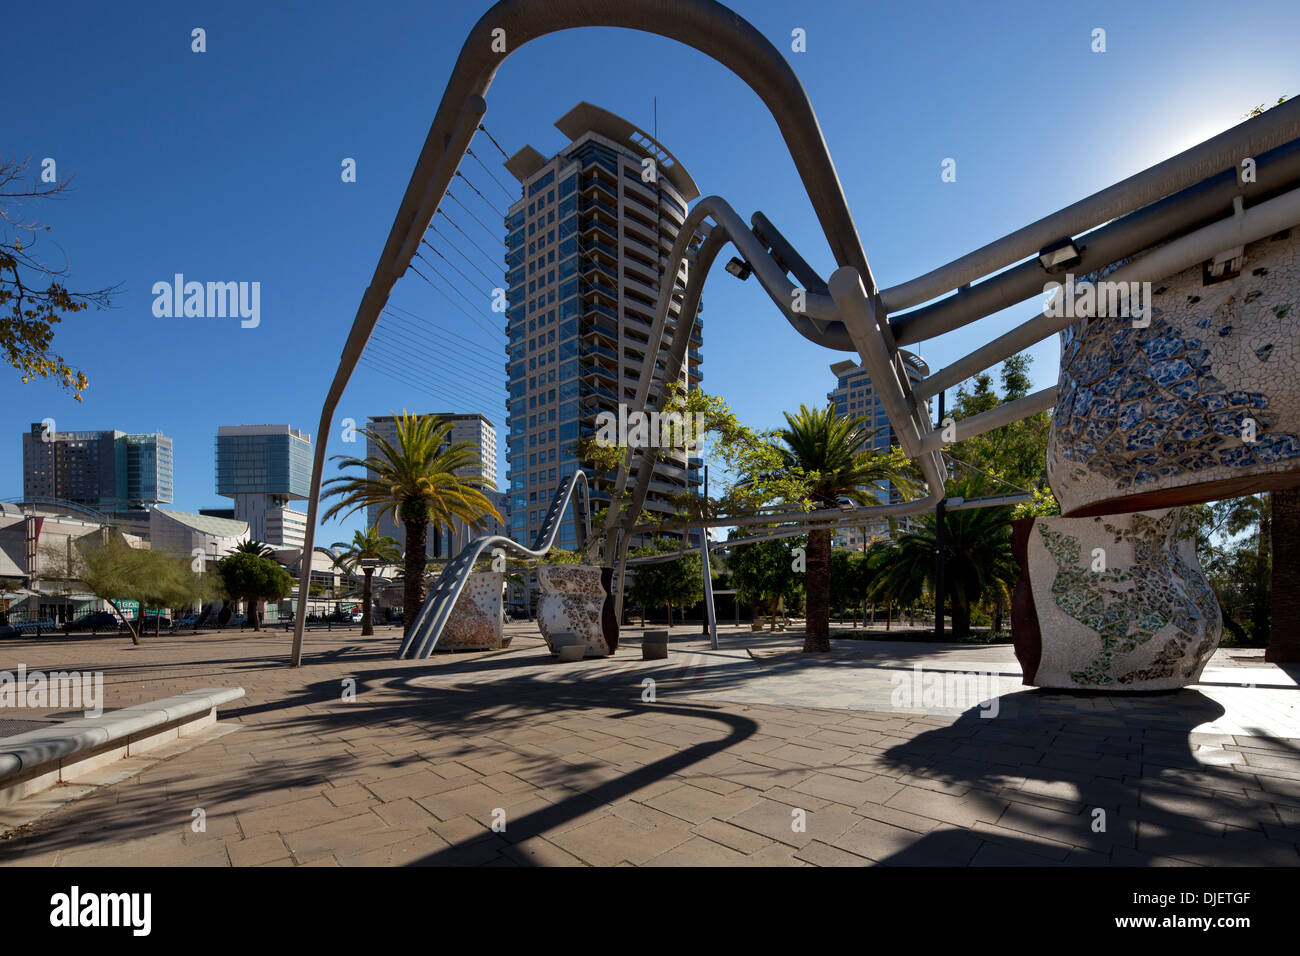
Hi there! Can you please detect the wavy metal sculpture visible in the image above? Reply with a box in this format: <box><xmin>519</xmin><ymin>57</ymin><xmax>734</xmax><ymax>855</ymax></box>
<box><xmin>396</xmin><ymin>469</ymin><xmax>592</xmax><ymax>660</ymax></box>
<box><xmin>293</xmin><ymin>0</ymin><xmax>1300</xmax><ymax>667</ymax></box>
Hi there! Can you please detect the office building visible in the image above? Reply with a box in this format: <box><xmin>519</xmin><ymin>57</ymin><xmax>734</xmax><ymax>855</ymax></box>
<box><xmin>214</xmin><ymin>425</ymin><xmax>311</xmax><ymax>548</ymax></box>
<box><xmin>21</xmin><ymin>423</ymin><xmax>173</xmax><ymax>517</ymax></box>
<box><xmin>827</xmin><ymin>352</ymin><xmax>930</xmax><ymax>550</ymax></box>
<box><xmin>503</xmin><ymin>102</ymin><xmax>704</xmax><ymax>558</ymax></box>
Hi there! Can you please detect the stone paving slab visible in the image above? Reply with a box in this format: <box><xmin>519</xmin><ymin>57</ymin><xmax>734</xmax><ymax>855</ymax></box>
<box><xmin>0</xmin><ymin>623</ymin><xmax>1296</xmax><ymax>866</ymax></box>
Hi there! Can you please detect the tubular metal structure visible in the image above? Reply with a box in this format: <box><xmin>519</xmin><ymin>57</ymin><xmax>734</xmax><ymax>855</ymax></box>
<box><xmin>297</xmin><ymin>0</ymin><xmax>1300</xmax><ymax>665</ymax></box>
<box><xmin>396</xmin><ymin>469</ymin><xmax>591</xmax><ymax>660</ymax></box>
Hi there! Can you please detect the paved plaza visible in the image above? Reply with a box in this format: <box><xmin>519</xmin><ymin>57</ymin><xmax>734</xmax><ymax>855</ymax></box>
<box><xmin>1</xmin><ymin>623</ymin><xmax>1298</xmax><ymax>866</ymax></box>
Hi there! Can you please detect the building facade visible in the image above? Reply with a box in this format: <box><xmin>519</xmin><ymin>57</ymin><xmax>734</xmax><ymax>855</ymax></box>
<box><xmin>214</xmin><ymin>425</ymin><xmax>311</xmax><ymax>548</ymax></box>
<box><xmin>364</xmin><ymin>413</ymin><xmax>501</xmax><ymax>559</ymax></box>
<box><xmin>502</xmin><ymin>102</ymin><xmax>704</xmax><ymax>559</ymax></box>
<box><xmin>826</xmin><ymin>351</ymin><xmax>930</xmax><ymax>550</ymax></box>
<box><xmin>22</xmin><ymin>423</ymin><xmax>173</xmax><ymax>516</ymax></box>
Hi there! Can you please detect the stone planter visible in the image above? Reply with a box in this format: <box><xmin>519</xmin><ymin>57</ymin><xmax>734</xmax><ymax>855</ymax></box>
<box><xmin>1011</xmin><ymin>509</ymin><xmax>1221</xmax><ymax>691</ymax></box>
<box><xmin>1047</xmin><ymin>230</ymin><xmax>1300</xmax><ymax>517</ymax></box>
<box><xmin>439</xmin><ymin>571</ymin><xmax>504</xmax><ymax>651</ymax></box>
<box><xmin>537</xmin><ymin>564</ymin><xmax>611</xmax><ymax>657</ymax></box>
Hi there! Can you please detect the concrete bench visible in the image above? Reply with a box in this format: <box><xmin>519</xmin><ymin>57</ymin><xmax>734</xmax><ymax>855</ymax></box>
<box><xmin>0</xmin><ymin>687</ymin><xmax>244</xmax><ymax>807</ymax></box>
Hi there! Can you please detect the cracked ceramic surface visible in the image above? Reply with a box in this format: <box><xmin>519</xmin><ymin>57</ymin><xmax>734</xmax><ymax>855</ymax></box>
<box><xmin>1024</xmin><ymin>508</ymin><xmax>1220</xmax><ymax>690</ymax></box>
<box><xmin>536</xmin><ymin>564</ymin><xmax>610</xmax><ymax>657</ymax></box>
<box><xmin>1048</xmin><ymin>230</ymin><xmax>1300</xmax><ymax>515</ymax></box>
<box><xmin>440</xmin><ymin>571</ymin><xmax>504</xmax><ymax>650</ymax></box>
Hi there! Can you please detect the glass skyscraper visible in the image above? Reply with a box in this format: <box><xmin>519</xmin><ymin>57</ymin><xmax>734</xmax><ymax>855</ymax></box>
<box><xmin>502</xmin><ymin>102</ymin><xmax>704</xmax><ymax>558</ymax></box>
<box><xmin>214</xmin><ymin>424</ymin><xmax>312</xmax><ymax>547</ymax></box>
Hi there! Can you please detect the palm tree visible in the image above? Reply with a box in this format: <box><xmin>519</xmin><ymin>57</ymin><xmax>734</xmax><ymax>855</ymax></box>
<box><xmin>866</xmin><ymin>477</ymin><xmax>1015</xmax><ymax>638</ymax></box>
<box><xmin>329</xmin><ymin>526</ymin><xmax>401</xmax><ymax>636</ymax></box>
<box><xmin>775</xmin><ymin>404</ymin><xmax>919</xmax><ymax>653</ymax></box>
<box><xmin>322</xmin><ymin>412</ymin><xmax>501</xmax><ymax>635</ymax></box>
<box><xmin>235</xmin><ymin>539</ymin><xmax>275</xmax><ymax>557</ymax></box>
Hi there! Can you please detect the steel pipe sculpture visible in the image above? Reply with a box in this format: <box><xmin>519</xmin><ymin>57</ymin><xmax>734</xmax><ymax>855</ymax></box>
<box><xmin>300</xmin><ymin>0</ymin><xmax>1300</xmax><ymax>690</ymax></box>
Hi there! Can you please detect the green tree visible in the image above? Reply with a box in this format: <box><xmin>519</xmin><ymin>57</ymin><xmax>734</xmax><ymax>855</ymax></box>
<box><xmin>234</xmin><ymin>539</ymin><xmax>275</xmax><ymax>557</ymax></box>
<box><xmin>625</xmin><ymin>538</ymin><xmax>704</xmax><ymax>625</ymax></box>
<box><xmin>867</xmin><ymin>477</ymin><xmax>1015</xmax><ymax>638</ymax></box>
<box><xmin>1</xmin><ymin>157</ymin><xmax>117</xmax><ymax>400</ymax></box>
<box><xmin>726</xmin><ymin>533</ymin><xmax>805</xmax><ymax>628</ymax></box>
<box><xmin>322</xmin><ymin>412</ymin><xmax>501</xmax><ymax>635</ymax></box>
<box><xmin>39</xmin><ymin>534</ymin><xmax>199</xmax><ymax>645</ymax></box>
<box><xmin>774</xmin><ymin>404</ymin><xmax>918</xmax><ymax>652</ymax></box>
<box><xmin>330</xmin><ymin>526</ymin><xmax>401</xmax><ymax>636</ymax></box>
<box><xmin>215</xmin><ymin>552</ymin><xmax>294</xmax><ymax>633</ymax></box>
<box><xmin>829</xmin><ymin>548</ymin><xmax>870</xmax><ymax>624</ymax></box>
<box><xmin>947</xmin><ymin>355</ymin><xmax>1053</xmax><ymax>499</ymax></box>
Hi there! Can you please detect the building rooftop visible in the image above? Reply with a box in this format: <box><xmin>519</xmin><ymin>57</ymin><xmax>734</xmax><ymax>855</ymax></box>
<box><xmin>152</xmin><ymin>507</ymin><xmax>249</xmax><ymax>538</ymax></box>
<box><xmin>506</xmin><ymin>101</ymin><xmax>700</xmax><ymax>202</ymax></box>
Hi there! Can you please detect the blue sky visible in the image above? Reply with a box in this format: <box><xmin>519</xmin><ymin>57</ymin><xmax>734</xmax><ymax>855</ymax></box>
<box><xmin>4</xmin><ymin>0</ymin><xmax>1297</xmax><ymax>541</ymax></box>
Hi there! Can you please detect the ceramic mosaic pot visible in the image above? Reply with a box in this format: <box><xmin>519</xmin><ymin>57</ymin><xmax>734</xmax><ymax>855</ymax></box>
<box><xmin>536</xmin><ymin>564</ymin><xmax>611</xmax><ymax>657</ymax></box>
<box><xmin>1011</xmin><ymin>509</ymin><xmax>1220</xmax><ymax>691</ymax></box>
<box><xmin>1047</xmin><ymin>230</ymin><xmax>1300</xmax><ymax>516</ymax></box>
<box><xmin>439</xmin><ymin>571</ymin><xmax>504</xmax><ymax>650</ymax></box>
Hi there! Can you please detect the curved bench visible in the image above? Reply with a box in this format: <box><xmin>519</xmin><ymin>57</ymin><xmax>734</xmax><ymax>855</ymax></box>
<box><xmin>0</xmin><ymin>687</ymin><xmax>244</xmax><ymax>807</ymax></box>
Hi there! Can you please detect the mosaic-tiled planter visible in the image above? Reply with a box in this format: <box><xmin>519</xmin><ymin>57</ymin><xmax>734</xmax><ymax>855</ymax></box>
<box><xmin>1011</xmin><ymin>509</ymin><xmax>1220</xmax><ymax>691</ymax></box>
<box><xmin>1047</xmin><ymin>230</ymin><xmax>1300</xmax><ymax>516</ymax></box>
<box><xmin>536</xmin><ymin>564</ymin><xmax>612</xmax><ymax>657</ymax></box>
<box><xmin>438</xmin><ymin>571</ymin><xmax>505</xmax><ymax>650</ymax></box>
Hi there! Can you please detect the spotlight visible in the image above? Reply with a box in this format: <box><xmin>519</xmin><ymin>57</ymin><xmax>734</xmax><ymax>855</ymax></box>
<box><xmin>725</xmin><ymin>257</ymin><xmax>752</xmax><ymax>280</ymax></box>
<box><xmin>1038</xmin><ymin>238</ymin><xmax>1082</xmax><ymax>273</ymax></box>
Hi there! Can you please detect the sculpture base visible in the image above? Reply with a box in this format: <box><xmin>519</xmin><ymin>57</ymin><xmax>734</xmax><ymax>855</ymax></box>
<box><xmin>1011</xmin><ymin>509</ymin><xmax>1221</xmax><ymax>691</ymax></box>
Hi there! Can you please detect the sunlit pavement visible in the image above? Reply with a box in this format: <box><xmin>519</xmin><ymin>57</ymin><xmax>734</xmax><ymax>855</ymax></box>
<box><xmin>1</xmin><ymin>622</ymin><xmax>1297</xmax><ymax>866</ymax></box>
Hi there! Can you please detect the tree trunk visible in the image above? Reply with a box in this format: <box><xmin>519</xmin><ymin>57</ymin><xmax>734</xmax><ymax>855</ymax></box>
<box><xmin>248</xmin><ymin>595</ymin><xmax>260</xmax><ymax>632</ymax></box>
<box><xmin>403</xmin><ymin>518</ymin><xmax>429</xmax><ymax>638</ymax></box>
<box><xmin>361</xmin><ymin>568</ymin><xmax>374</xmax><ymax>637</ymax></box>
<box><xmin>1267</xmin><ymin>487</ymin><xmax>1300</xmax><ymax>662</ymax></box>
<box><xmin>803</xmin><ymin>528</ymin><xmax>831</xmax><ymax>652</ymax></box>
<box><xmin>951</xmin><ymin>596</ymin><xmax>971</xmax><ymax>639</ymax></box>
<box><xmin>885</xmin><ymin>599</ymin><xmax>891</xmax><ymax>632</ymax></box>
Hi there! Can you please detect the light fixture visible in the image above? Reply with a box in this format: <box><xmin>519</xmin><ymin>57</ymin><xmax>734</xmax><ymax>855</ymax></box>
<box><xmin>1038</xmin><ymin>238</ymin><xmax>1082</xmax><ymax>273</ymax></box>
<box><xmin>725</xmin><ymin>257</ymin><xmax>752</xmax><ymax>280</ymax></box>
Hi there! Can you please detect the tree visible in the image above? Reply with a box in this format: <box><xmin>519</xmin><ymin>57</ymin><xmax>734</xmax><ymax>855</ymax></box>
<box><xmin>322</xmin><ymin>412</ymin><xmax>501</xmax><ymax>635</ymax></box>
<box><xmin>234</xmin><ymin>540</ymin><xmax>275</xmax><ymax>557</ymax></box>
<box><xmin>330</xmin><ymin>526</ymin><xmax>401</xmax><ymax>636</ymax></box>
<box><xmin>625</xmin><ymin>539</ymin><xmax>704</xmax><ymax>625</ymax></box>
<box><xmin>775</xmin><ymin>404</ymin><xmax>918</xmax><ymax>652</ymax></box>
<box><xmin>215</xmin><ymin>553</ymin><xmax>293</xmax><ymax>633</ymax></box>
<box><xmin>1</xmin><ymin>157</ymin><xmax>118</xmax><ymax>400</ymax></box>
<box><xmin>867</xmin><ymin>477</ymin><xmax>1015</xmax><ymax>638</ymax></box>
<box><xmin>727</xmin><ymin>533</ymin><xmax>805</xmax><ymax>628</ymax></box>
<box><xmin>947</xmin><ymin>355</ymin><xmax>1052</xmax><ymax>498</ymax></box>
<box><xmin>39</xmin><ymin>533</ymin><xmax>203</xmax><ymax>645</ymax></box>
<box><xmin>829</xmin><ymin>548</ymin><xmax>869</xmax><ymax>623</ymax></box>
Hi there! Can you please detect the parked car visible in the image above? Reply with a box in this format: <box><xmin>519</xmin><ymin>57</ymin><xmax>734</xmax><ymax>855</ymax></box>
<box><xmin>176</xmin><ymin>614</ymin><xmax>200</xmax><ymax>629</ymax></box>
<box><xmin>228</xmin><ymin>613</ymin><xmax>247</xmax><ymax>627</ymax></box>
<box><xmin>16</xmin><ymin>618</ymin><xmax>59</xmax><ymax>634</ymax></box>
<box><xmin>63</xmin><ymin>611</ymin><xmax>122</xmax><ymax>633</ymax></box>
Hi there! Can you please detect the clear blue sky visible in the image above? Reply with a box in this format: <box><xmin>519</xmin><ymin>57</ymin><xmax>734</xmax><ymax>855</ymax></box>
<box><xmin>5</xmin><ymin>0</ymin><xmax>1297</xmax><ymax>542</ymax></box>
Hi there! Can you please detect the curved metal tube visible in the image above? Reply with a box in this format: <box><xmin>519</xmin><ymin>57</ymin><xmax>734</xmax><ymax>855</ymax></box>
<box><xmin>292</xmin><ymin>0</ymin><xmax>879</xmax><ymax>666</ymax></box>
<box><xmin>396</xmin><ymin>469</ymin><xmax>591</xmax><ymax>660</ymax></box>
<box><xmin>879</xmin><ymin>96</ymin><xmax>1300</xmax><ymax>312</ymax></box>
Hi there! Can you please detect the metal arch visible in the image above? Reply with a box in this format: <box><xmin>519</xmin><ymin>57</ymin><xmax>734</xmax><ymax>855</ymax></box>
<box><xmin>396</xmin><ymin>469</ymin><xmax>591</xmax><ymax>660</ymax></box>
<box><xmin>291</xmin><ymin>0</ymin><xmax>883</xmax><ymax>666</ymax></box>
